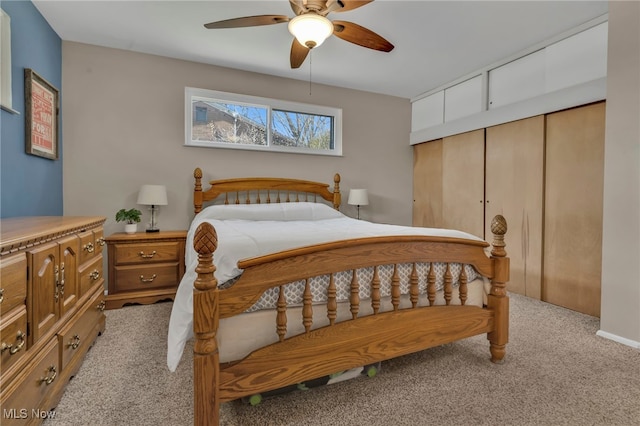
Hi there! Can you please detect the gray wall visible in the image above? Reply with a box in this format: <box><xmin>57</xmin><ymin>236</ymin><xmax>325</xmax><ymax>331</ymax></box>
<box><xmin>61</xmin><ymin>42</ymin><xmax>412</xmax><ymax>241</ymax></box>
<box><xmin>599</xmin><ymin>1</ymin><xmax>640</xmax><ymax>346</ymax></box>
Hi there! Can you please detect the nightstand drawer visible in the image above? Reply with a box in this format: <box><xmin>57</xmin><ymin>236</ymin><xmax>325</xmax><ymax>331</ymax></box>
<box><xmin>105</xmin><ymin>230</ymin><xmax>186</xmax><ymax>309</ymax></box>
<box><xmin>113</xmin><ymin>241</ymin><xmax>181</xmax><ymax>265</ymax></box>
<box><xmin>113</xmin><ymin>263</ymin><xmax>181</xmax><ymax>292</ymax></box>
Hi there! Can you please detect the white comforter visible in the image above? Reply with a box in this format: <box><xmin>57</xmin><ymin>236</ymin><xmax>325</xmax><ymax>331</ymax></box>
<box><xmin>166</xmin><ymin>203</ymin><xmax>483</xmax><ymax>372</ymax></box>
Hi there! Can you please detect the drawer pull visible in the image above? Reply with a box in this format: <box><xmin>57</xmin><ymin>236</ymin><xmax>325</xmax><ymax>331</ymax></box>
<box><xmin>1</xmin><ymin>330</ymin><xmax>26</xmax><ymax>355</ymax></box>
<box><xmin>90</xmin><ymin>270</ymin><xmax>101</xmax><ymax>281</ymax></box>
<box><xmin>0</xmin><ymin>288</ymin><xmax>3</xmax><ymax>303</ymax></box>
<box><xmin>97</xmin><ymin>237</ymin><xmax>106</xmax><ymax>246</ymax></box>
<box><xmin>39</xmin><ymin>365</ymin><xmax>57</xmax><ymax>385</ymax></box>
<box><xmin>139</xmin><ymin>250</ymin><xmax>157</xmax><ymax>259</ymax></box>
<box><xmin>68</xmin><ymin>334</ymin><xmax>81</xmax><ymax>350</ymax></box>
<box><xmin>83</xmin><ymin>242</ymin><xmax>95</xmax><ymax>253</ymax></box>
<box><xmin>97</xmin><ymin>300</ymin><xmax>106</xmax><ymax>311</ymax></box>
<box><xmin>139</xmin><ymin>274</ymin><xmax>157</xmax><ymax>283</ymax></box>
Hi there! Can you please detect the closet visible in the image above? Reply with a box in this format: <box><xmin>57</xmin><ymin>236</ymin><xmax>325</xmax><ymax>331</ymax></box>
<box><xmin>413</xmin><ymin>102</ymin><xmax>605</xmax><ymax>316</ymax></box>
<box><xmin>543</xmin><ymin>102</ymin><xmax>605</xmax><ymax>316</ymax></box>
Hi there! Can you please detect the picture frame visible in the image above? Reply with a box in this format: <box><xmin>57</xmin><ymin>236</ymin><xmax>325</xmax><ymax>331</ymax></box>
<box><xmin>25</xmin><ymin>68</ymin><xmax>59</xmax><ymax>160</ymax></box>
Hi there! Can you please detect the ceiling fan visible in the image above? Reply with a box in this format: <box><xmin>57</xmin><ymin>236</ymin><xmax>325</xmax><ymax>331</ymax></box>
<box><xmin>204</xmin><ymin>0</ymin><xmax>394</xmax><ymax>69</ymax></box>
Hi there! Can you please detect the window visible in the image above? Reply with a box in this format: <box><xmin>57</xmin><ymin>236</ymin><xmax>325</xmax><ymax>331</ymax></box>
<box><xmin>185</xmin><ymin>87</ymin><xmax>342</xmax><ymax>156</ymax></box>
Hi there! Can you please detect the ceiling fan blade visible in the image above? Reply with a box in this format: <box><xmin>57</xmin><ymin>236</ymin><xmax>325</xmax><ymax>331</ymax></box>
<box><xmin>289</xmin><ymin>0</ymin><xmax>306</xmax><ymax>16</ymax></box>
<box><xmin>332</xmin><ymin>20</ymin><xmax>394</xmax><ymax>52</ymax></box>
<box><xmin>290</xmin><ymin>39</ymin><xmax>310</xmax><ymax>69</ymax></box>
<box><xmin>334</xmin><ymin>1</ymin><xmax>374</xmax><ymax>12</ymax></box>
<box><xmin>204</xmin><ymin>15</ymin><xmax>289</xmax><ymax>29</ymax></box>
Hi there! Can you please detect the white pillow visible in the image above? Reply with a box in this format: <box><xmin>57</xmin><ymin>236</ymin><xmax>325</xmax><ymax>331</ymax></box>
<box><xmin>197</xmin><ymin>202</ymin><xmax>344</xmax><ymax>222</ymax></box>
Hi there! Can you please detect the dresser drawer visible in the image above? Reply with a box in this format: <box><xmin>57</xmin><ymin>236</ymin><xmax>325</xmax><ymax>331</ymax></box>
<box><xmin>113</xmin><ymin>241</ymin><xmax>181</xmax><ymax>265</ymax></box>
<box><xmin>78</xmin><ymin>255</ymin><xmax>103</xmax><ymax>296</ymax></box>
<box><xmin>113</xmin><ymin>263</ymin><xmax>180</xmax><ymax>292</ymax></box>
<box><xmin>0</xmin><ymin>253</ymin><xmax>27</xmax><ymax>314</ymax></box>
<box><xmin>0</xmin><ymin>306</ymin><xmax>28</xmax><ymax>381</ymax></box>
<box><xmin>59</xmin><ymin>287</ymin><xmax>104</xmax><ymax>372</ymax></box>
<box><xmin>0</xmin><ymin>337</ymin><xmax>59</xmax><ymax>425</ymax></box>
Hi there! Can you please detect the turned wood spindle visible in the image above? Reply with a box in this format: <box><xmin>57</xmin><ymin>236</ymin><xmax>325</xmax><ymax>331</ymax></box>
<box><xmin>276</xmin><ymin>286</ymin><xmax>287</xmax><ymax>342</ymax></box>
<box><xmin>371</xmin><ymin>266</ymin><xmax>381</xmax><ymax>314</ymax></box>
<box><xmin>327</xmin><ymin>274</ymin><xmax>337</xmax><ymax>325</ymax></box>
<box><xmin>302</xmin><ymin>279</ymin><xmax>312</xmax><ymax>333</ymax></box>
<box><xmin>349</xmin><ymin>270</ymin><xmax>360</xmax><ymax>319</ymax></box>
<box><xmin>409</xmin><ymin>263</ymin><xmax>419</xmax><ymax>308</ymax></box>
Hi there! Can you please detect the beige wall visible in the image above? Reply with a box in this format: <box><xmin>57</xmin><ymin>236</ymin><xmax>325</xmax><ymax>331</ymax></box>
<box><xmin>599</xmin><ymin>1</ymin><xmax>640</xmax><ymax>346</ymax></box>
<box><xmin>61</xmin><ymin>42</ymin><xmax>412</xmax><ymax>240</ymax></box>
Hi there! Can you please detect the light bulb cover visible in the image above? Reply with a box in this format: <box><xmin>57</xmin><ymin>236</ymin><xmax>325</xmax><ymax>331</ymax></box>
<box><xmin>288</xmin><ymin>14</ymin><xmax>334</xmax><ymax>49</ymax></box>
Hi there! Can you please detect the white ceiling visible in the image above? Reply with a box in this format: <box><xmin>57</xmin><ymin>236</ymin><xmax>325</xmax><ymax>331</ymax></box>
<box><xmin>32</xmin><ymin>1</ymin><xmax>609</xmax><ymax>99</ymax></box>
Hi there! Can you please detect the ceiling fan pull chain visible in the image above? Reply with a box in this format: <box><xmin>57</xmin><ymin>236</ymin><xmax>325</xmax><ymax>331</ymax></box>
<box><xmin>309</xmin><ymin>50</ymin><xmax>313</xmax><ymax>96</ymax></box>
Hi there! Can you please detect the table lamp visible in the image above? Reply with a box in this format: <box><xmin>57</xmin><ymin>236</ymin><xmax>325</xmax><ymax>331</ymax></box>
<box><xmin>348</xmin><ymin>189</ymin><xmax>369</xmax><ymax>220</ymax></box>
<box><xmin>137</xmin><ymin>184</ymin><xmax>168</xmax><ymax>232</ymax></box>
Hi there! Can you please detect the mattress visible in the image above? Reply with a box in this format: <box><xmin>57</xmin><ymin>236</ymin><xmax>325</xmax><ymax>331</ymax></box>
<box><xmin>167</xmin><ymin>202</ymin><xmax>487</xmax><ymax>372</ymax></box>
<box><xmin>217</xmin><ymin>279</ymin><xmax>489</xmax><ymax>363</ymax></box>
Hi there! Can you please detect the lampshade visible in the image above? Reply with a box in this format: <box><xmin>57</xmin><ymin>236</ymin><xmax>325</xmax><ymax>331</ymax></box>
<box><xmin>137</xmin><ymin>185</ymin><xmax>168</xmax><ymax>206</ymax></box>
<box><xmin>288</xmin><ymin>13</ymin><xmax>334</xmax><ymax>49</ymax></box>
<box><xmin>348</xmin><ymin>189</ymin><xmax>369</xmax><ymax>206</ymax></box>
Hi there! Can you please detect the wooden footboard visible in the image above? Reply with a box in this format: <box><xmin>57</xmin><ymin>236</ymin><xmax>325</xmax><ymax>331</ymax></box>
<box><xmin>192</xmin><ymin>216</ymin><xmax>509</xmax><ymax>425</ymax></box>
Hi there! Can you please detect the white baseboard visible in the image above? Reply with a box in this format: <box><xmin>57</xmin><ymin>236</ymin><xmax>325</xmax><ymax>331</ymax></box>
<box><xmin>596</xmin><ymin>330</ymin><xmax>640</xmax><ymax>349</ymax></box>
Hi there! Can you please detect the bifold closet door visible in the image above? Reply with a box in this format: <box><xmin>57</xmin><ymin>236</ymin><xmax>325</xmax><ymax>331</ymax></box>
<box><xmin>413</xmin><ymin>130</ymin><xmax>485</xmax><ymax>238</ymax></box>
<box><xmin>441</xmin><ymin>130</ymin><xmax>485</xmax><ymax>238</ymax></box>
<box><xmin>413</xmin><ymin>139</ymin><xmax>443</xmax><ymax>228</ymax></box>
<box><xmin>543</xmin><ymin>102</ymin><xmax>605</xmax><ymax>317</ymax></box>
<box><xmin>485</xmin><ymin>116</ymin><xmax>544</xmax><ymax>298</ymax></box>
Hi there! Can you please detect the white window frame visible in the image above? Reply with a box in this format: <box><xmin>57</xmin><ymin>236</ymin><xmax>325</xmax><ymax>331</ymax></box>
<box><xmin>184</xmin><ymin>87</ymin><xmax>342</xmax><ymax>156</ymax></box>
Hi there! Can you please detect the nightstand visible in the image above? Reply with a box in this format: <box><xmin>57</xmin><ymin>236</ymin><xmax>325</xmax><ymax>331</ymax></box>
<box><xmin>105</xmin><ymin>230</ymin><xmax>187</xmax><ymax>309</ymax></box>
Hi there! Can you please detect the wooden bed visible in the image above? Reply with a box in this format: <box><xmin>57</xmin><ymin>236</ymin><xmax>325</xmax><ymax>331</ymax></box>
<box><xmin>188</xmin><ymin>167</ymin><xmax>509</xmax><ymax>425</ymax></box>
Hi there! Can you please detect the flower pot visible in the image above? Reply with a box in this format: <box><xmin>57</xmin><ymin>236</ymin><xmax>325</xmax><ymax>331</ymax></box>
<box><xmin>124</xmin><ymin>223</ymin><xmax>137</xmax><ymax>234</ymax></box>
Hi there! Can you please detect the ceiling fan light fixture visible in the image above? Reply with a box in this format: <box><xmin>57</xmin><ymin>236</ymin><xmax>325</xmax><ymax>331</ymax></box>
<box><xmin>288</xmin><ymin>13</ymin><xmax>333</xmax><ymax>49</ymax></box>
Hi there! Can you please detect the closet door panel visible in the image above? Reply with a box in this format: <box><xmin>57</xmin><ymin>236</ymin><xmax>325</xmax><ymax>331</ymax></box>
<box><xmin>442</xmin><ymin>130</ymin><xmax>485</xmax><ymax>238</ymax></box>
<box><xmin>413</xmin><ymin>139</ymin><xmax>443</xmax><ymax>228</ymax></box>
<box><xmin>543</xmin><ymin>102</ymin><xmax>605</xmax><ymax>316</ymax></box>
<box><xmin>485</xmin><ymin>116</ymin><xmax>544</xmax><ymax>298</ymax></box>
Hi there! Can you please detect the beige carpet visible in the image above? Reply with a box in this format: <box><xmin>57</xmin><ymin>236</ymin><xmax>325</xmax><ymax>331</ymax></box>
<box><xmin>44</xmin><ymin>293</ymin><xmax>639</xmax><ymax>426</ymax></box>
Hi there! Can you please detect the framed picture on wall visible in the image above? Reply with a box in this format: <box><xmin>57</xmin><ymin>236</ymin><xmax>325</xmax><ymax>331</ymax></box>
<box><xmin>25</xmin><ymin>68</ymin><xmax>59</xmax><ymax>160</ymax></box>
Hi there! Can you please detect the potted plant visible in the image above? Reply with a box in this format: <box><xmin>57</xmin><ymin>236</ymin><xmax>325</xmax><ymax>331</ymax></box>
<box><xmin>115</xmin><ymin>208</ymin><xmax>142</xmax><ymax>234</ymax></box>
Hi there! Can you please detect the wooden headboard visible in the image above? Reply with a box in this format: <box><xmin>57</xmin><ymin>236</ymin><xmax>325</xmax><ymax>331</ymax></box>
<box><xmin>193</xmin><ymin>167</ymin><xmax>341</xmax><ymax>214</ymax></box>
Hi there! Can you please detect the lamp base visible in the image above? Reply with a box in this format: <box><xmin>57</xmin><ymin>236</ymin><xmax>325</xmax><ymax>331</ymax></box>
<box><xmin>146</xmin><ymin>228</ymin><xmax>160</xmax><ymax>233</ymax></box>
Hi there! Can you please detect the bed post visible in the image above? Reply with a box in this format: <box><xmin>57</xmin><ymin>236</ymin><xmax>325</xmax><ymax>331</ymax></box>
<box><xmin>333</xmin><ymin>173</ymin><xmax>341</xmax><ymax>210</ymax></box>
<box><xmin>487</xmin><ymin>214</ymin><xmax>509</xmax><ymax>363</ymax></box>
<box><xmin>194</xmin><ymin>167</ymin><xmax>203</xmax><ymax>215</ymax></box>
<box><xmin>192</xmin><ymin>222</ymin><xmax>220</xmax><ymax>425</ymax></box>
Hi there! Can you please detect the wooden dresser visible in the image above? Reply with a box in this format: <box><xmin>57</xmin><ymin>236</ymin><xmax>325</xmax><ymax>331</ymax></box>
<box><xmin>0</xmin><ymin>216</ymin><xmax>106</xmax><ymax>425</ymax></box>
<box><xmin>104</xmin><ymin>231</ymin><xmax>186</xmax><ymax>309</ymax></box>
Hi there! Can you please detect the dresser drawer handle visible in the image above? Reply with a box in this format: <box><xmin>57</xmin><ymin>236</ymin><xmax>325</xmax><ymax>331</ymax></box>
<box><xmin>97</xmin><ymin>237</ymin><xmax>106</xmax><ymax>246</ymax></box>
<box><xmin>83</xmin><ymin>242</ymin><xmax>95</xmax><ymax>253</ymax></box>
<box><xmin>0</xmin><ymin>288</ymin><xmax>3</xmax><ymax>304</ymax></box>
<box><xmin>97</xmin><ymin>300</ymin><xmax>106</xmax><ymax>311</ymax></box>
<box><xmin>139</xmin><ymin>250</ymin><xmax>157</xmax><ymax>259</ymax></box>
<box><xmin>68</xmin><ymin>334</ymin><xmax>81</xmax><ymax>350</ymax></box>
<box><xmin>39</xmin><ymin>365</ymin><xmax>57</xmax><ymax>386</ymax></box>
<box><xmin>139</xmin><ymin>274</ymin><xmax>157</xmax><ymax>283</ymax></box>
<box><xmin>1</xmin><ymin>330</ymin><xmax>26</xmax><ymax>355</ymax></box>
<box><xmin>90</xmin><ymin>270</ymin><xmax>101</xmax><ymax>281</ymax></box>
